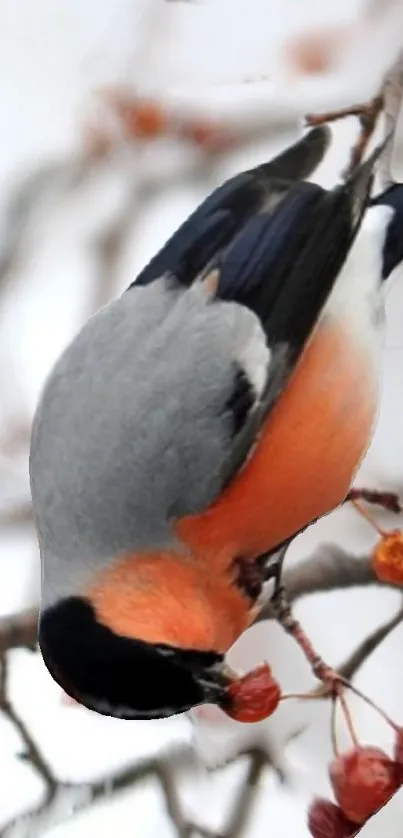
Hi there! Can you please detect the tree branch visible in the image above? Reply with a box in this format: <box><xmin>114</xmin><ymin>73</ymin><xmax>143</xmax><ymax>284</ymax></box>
<box><xmin>219</xmin><ymin>749</ymin><xmax>269</xmax><ymax>838</ymax></box>
<box><xmin>0</xmin><ymin>503</ymin><xmax>34</xmax><ymax>529</ymax></box>
<box><xmin>0</xmin><ymin>155</ymin><xmax>99</xmax><ymax>291</ymax></box>
<box><xmin>310</xmin><ymin>604</ymin><xmax>403</xmax><ymax>697</ymax></box>
<box><xmin>0</xmin><ymin>610</ymin><xmax>38</xmax><ymax>654</ymax></box>
<box><xmin>0</xmin><ymin>653</ymin><xmax>58</xmax><ymax>838</ymax></box>
<box><xmin>0</xmin><ymin>750</ymin><xmax>192</xmax><ymax>838</ymax></box>
<box><xmin>378</xmin><ymin>47</ymin><xmax>403</xmax><ymax>188</ymax></box>
<box><xmin>256</xmin><ymin>545</ymin><xmax>394</xmax><ymax>624</ymax></box>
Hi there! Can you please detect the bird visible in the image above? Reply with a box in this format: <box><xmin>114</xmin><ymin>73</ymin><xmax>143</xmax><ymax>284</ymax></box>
<box><xmin>29</xmin><ymin>125</ymin><xmax>402</xmax><ymax>721</ymax></box>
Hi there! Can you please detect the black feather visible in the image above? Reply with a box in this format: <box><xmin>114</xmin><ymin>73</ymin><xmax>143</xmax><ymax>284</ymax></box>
<box><xmin>371</xmin><ymin>182</ymin><xmax>403</xmax><ymax>279</ymax></box>
<box><xmin>215</xmin><ymin>181</ymin><xmax>323</xmax><ymax>319</ymax></box>
<box><xmin>129</xmin><ymin>127</ymin><xmax>330</xmax><ymax>289</ymax></box>
<box><xmin>215</xmin><ymin>143</ymin><xmax>379</xmax><ymax>487</ymax></box>
<box><xmin>225</xmin><ymin>366</ymin><xmax>256</xmax><ymax>437</ymax></box>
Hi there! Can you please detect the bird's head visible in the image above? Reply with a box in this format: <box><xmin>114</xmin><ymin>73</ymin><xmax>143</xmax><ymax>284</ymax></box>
<box><xmin>38</xmin><ymin>595</ymin><xmax>238</xmax><ymax>719</ymax></box>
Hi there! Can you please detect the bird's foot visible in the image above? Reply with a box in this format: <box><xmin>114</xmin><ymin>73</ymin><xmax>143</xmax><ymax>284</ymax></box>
<box><xmin>305</xmin><ymin>93</ymin><xmax>384</xmax><ymax>177</ymax></box>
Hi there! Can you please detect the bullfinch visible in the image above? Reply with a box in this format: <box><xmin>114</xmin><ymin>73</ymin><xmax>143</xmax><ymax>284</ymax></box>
<box><xmin>29</xmin><ymin>126</ymin><xmax>403</xmax><ymax>720</ymax></box>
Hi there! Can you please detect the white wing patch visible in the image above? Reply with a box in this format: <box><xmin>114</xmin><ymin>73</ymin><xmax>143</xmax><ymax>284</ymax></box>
<box><xmin>237</xmin><ymin>320</ymin><xmax>271</xmax><ymax>397</ymax></box>
<box><xmin>324</xmin><ymin>205</ymin><xmax>393</xmax><ymax>369</ymax></box>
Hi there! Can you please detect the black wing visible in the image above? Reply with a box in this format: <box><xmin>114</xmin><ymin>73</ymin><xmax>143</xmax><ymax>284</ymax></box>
<box><xmin>128</xmin><ymin>127</ymin><xmax>330</xmax><ymax>289</ymax></box>
<box><xmin>214</xmin><ymin>143</ymin><xmax>383</xmax><ymax>487</ymax></box>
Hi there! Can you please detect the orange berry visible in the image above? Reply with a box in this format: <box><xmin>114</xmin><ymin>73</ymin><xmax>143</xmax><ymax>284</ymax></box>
<box><xmin>329</xmin><ymin>746</ymin><xmax>399</xmax><ymax>824</ymax></box>
<box><xmin>284</xmin><ymin>26</ymin><xmax>348</xmax><ymax>76</ymax></box>
<box><xmin>223</xmin><ymin>663</ymin><xmax>281</xmax><ymax>723</ymax></box>
<box><xmin>372</xmin><ymin>531</ymin><xmax>403</xmax><ymax>585</ymax></box>
<box><xmin>308</xmin><ymin>799</ymin><xmax>359</xmax><ymax>838</ymax></box>
<box><xmin>182</xmin><ymin>120</ymin><xmax>233</xmax><ymax>152</ymax></box>
<box><xmin>128</xmin><ymin>101</ymin><xmax>168</xmax><ymax>139</ymax></box>
<box><xmin>99</xmin><ymin>89</ymin><xmax>169</xmax><ymax>139</ymax></box>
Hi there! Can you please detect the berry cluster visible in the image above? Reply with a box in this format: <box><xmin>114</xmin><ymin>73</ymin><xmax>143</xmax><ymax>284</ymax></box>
<box><xmin>209</xmin><ymin>493</ymin><xmax>403</xmax><ymax>833</ymax></box>
<box><xmin>90</xmin><ymin>89</ymin><xmax>235</xmax><ymax>154</ymax></box>
<box><xmin>308</xmin><ymin>725</ymin><xmax>403</xmax><ymax>836</ymax></box>
<box><xmin>218</xmin><ymin>662</ymin><xmax>403</xmax><ymax>834</ymax></box>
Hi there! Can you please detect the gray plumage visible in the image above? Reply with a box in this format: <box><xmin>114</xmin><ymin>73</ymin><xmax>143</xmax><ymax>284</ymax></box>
<box><xmin>30</xmin><ymin>278</ymin><xmax>267</xmax><ymax>606</ymax></box>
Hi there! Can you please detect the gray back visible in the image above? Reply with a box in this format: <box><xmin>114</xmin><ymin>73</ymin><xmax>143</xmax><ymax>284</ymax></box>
<box><xmin>30</xmin><ymin>279</ymin><xmax>260</xmax><ymax>604</ymax></box>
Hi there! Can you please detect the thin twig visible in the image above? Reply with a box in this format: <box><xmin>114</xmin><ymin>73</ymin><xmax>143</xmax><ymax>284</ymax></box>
<box><xmin>378</xmin><ymin>47</ymin><xmax>403</xmax><ymax>188</ymax></box>
<box><xmin>158</xmin><ymin>761</ymin><xmax>192</xmax><ymax>838</ymax></box>
<box><xmin>0</xmin><ymin>654</ymin><xmax>56</xmax><ymax>789</ymax></box>
<box><xmin>0</xmin><ymin>750</ymin><xmax>194</xmax><ymax>838</ymax></box>
<box><xmin>306</xmin><ymin>94</ymin><xmax>384</xmax><ymax>177</ymax></box>
<box><xmin>0</xmin><ymin>503</ymin><xmax>34</xmax><ymax>529</ymax></box>
<box><xmin>0</xmin><ymin>156</ymin><xmax>97</xmax><ymax>292</ymax></box>
<box><xmin>0</xmin><ymin>609</ymin><xmax>38</xmax><ymax>654</ymax></box>
<box><xmin>256</xmin><ymin>546</ymin><xmax>394</xmax><ymax>623</ymax></box>
<box><xmin>219</xmin><ymin>749</ymin><xmax>268</xmax><ymax>838</ymax></box>
<box><xmin>311</xmin><ymin>605</ymin><xmax>403</xmax><ymax>697</ymax></box>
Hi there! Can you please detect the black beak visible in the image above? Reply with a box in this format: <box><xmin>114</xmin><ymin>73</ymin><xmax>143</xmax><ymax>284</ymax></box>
<box><xmin>190</xmin><ymin>658</ymin><xmax>237</xmax><ymax>711</ymax></box>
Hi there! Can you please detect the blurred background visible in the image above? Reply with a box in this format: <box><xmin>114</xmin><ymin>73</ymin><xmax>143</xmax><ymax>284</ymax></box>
<box><xmin>1</xmin><ymin>0</ymin><xmax>403</xmax><ymax>836</ymax></box>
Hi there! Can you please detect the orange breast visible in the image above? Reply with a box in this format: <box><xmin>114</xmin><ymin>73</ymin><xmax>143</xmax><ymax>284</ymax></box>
<box><xmin>176</xmin><ymin>317</ymin><xmax>377</xmax><ymax>562</ymax></box>
<box><xmin>87</xmin><ymin>550</ymin><xmax>253</xmax><ymax>653</ymax></box>
<box><xmin>88</xmin><ymin>317</ymin><xmax>377</xmax><ymax>656</ymax></box>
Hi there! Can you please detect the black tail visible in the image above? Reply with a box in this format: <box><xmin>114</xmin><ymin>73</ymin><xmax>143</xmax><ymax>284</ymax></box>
<box><xmin>214</xmin><ymin>133</ymin><xmax>381</xmax><ymax>359</ymax></box>
<box><xmin>129</xmin><ymin>127</ymin><xmax>330</xmax><ymax>290</ymax></box>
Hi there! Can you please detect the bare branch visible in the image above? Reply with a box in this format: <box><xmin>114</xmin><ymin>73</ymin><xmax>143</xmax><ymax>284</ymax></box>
<box><xmin>379</xmin><ymin>47</ymin><xmax>403</xmax><ymax>188</ymax></box>
<box><xmin>0</xmin><ymin>653</ymin><xmax>58</xmax><ymax>838</ymax></box>
<box><xmin>158</xmin><ymin>761</ymin><xmax>192</xmax><ymax>838</ymax></box>
<box><xmin>256</xmin><ymin>545</ymin><xmax>394</xmax><ymax>624</ymax></box>
<box><xmin>88</xmin><ymin>184</ymin><xmax>142</xmax><ymax>315</ymax></box>
<box><xmin>0</xmin><ymin>155</ymin><xmax>97</xmax><ymax>291</ymax></box>
<box><xmin>0</xmin><ymin>609</ymin><xmax>37</xmax><ymax>654</ymax></box>
<box><xmin>306</xmin><ymin>93</ymin><xmax>384</xmax><ymax>177</ymax></box>
<box><xmin>219</xmin><ymin>749</ymin><xmax>268</xmax><ymax>838</ymax></box>
<box><xmin>0</xmin><ymin>753</ymin><xmax>186</xmax><ymax>838</ymax></box>
<box><xmin>0</xmin><ymin>503</ymin><xmax>34</xmax><ymax>529</ymax></box>
<box><xmin>0</xmin><ymin>743</ymin><xmax>272</xmax><ymax>838</ymax></box>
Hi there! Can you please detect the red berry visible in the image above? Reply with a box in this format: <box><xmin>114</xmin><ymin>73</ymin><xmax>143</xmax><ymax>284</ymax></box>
<box><xmin>308</xmin><ymin>799</ymin><xmax>359</xmax><ymax>838</ymax></box>
<box><xmin>329</xmin><ymin>746</ymin><xmax>399</xmax><ymax>824</ymax></box>
<box><xmin>393</xmin><ymin>727</ymin><xmax>403</xmax><ymax>781</ymax></box>
<box><xmin>223</xmin><ymin>663</ymin><xmax>281</xmax><ymax>723</ymax></box>
<box><xmin>181</xmin><ymin>120</ymin><xmax>234</xmax><ymax>152</ymax></box>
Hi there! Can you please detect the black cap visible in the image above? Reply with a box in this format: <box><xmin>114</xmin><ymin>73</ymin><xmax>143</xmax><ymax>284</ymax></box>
<box><xmin>39</xmin><ymin>597</ymin><xmax>228</xmax><ymax>719</ymax></box>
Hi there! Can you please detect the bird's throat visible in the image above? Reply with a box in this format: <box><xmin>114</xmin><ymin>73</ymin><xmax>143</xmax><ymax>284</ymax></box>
<box><xmin>86</xmin><ymin>550</ymin><xmax>254</xmax><ymax>655</ymax></box>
